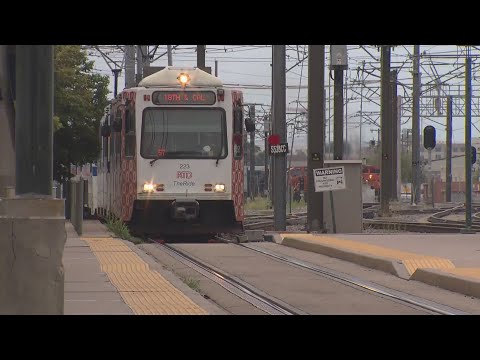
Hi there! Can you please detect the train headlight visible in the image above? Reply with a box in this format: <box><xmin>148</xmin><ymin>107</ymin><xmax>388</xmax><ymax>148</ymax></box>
<box><xmin>214</xmin><ymin>183</ymin><xmax>225</xmax><ymax>192</ymax></box>
<box><xmin>177</xmin><ymin>73</ymin><xmax>190</xmax><ymax>87</ymax></box>
<box><xmin>369</xmin><ymin>174</ymin><xmax>373</xmax><ymax>179</ymax></box>
<box><xmin>143</xmin><ymin>182</ymin><xmax>155</xmax><ymax>192</ymax></box>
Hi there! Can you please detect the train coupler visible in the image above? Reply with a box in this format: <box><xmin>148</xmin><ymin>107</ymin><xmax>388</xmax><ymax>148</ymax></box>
<box><xmin>171</xmin><ymin>199</ymin><xmax>199</xmax><ymax>221</ymax></box>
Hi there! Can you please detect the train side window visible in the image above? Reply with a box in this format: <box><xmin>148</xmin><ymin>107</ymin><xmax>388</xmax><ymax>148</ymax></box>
<box><xmin>233</xmin><ymin>107</ymin><xmax>243</xmax><ymax>134</ymax></box>
<box><xmin>233</xmin><ymin>107</ymin><xmax>243</xmax><ymax>160</ymax></box>
<box><xmin>125</xmin><ymin>108</ymin><xmax>135</xmax><ymax>134</ymax></box>
<box><xmin>110</xmin><ymin>119</ymin><xmax>115</xmax><ymax>158</ymax></box>
<box><xmin>125</xmin><ymin>134</ymin><xmax>136</xmax><ymax>158</ymax></box>
<box><xmin>125</xmin><ymin>106</ymin><xmax>136</xmax><ymax>158</ymax></box>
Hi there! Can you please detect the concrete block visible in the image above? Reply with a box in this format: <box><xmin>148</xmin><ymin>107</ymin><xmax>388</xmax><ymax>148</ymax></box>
<box><xmin>245</xmin><ymin>230</ymin><xmax>264</xmax><ymax>242</ymax></box>
<box><xmin>281</xmin><ymin>236</ymin><xmax>409</xmax><ymax>279</ymax></box>
<box><xmin>0</xmin><ymin>197</ymin><xmax>66</xmax><ymax>314</ymax></box>
<box><xmin>0</xmin><ymin>197</ymin><xmax>65</xmax><ymax>218</ymax></box>
<box><xmin>410</xmin><ymin>268</ymin><xmax>480</xmax><ymax>299</ymax></box>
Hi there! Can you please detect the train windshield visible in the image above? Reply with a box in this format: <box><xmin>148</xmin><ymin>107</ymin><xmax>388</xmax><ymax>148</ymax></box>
<box><xmin>141</xmin><ymin>108</ymin><xmax>228</xmax><ymax>159</ymax></box>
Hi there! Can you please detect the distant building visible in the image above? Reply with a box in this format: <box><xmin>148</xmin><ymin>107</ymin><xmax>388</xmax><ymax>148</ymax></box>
<box><xmin>426</xmin><ymin>137</ymin><xmax>480</xmax><ymax>182</ymax></box>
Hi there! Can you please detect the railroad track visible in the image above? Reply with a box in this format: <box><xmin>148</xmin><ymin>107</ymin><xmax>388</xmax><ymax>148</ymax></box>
<box><xmin>234</xmin><ymin>242</ymin><xmax>466</xmax><ymax>315</ymax></box>
<box><xmin>364</xmin><ymin>204</ymin><xmax>480</xmax><ymax>233</ymax></box>
<box><xmin>245</xmin><ymin>215</ymin><xmax>307</xmax><ymax>230</ymax></box>
<box><xmin>152</xmin><ymin>240</ymin><xmax>302</xmax><ymax>315</ymax></box>
<box><xmin>157</xmin><ymin>233</ymin><xmax>465</xmax><ymax>315</ymax></box>
<box><xmin>363</xmin><ymin>219</ymin><xmax>479</xmax><ymax>233</ymax></box>
<box><xmin>152</xmin><ymin>236</ymin><xmax>465</xmax><ymax>315</ymax></box>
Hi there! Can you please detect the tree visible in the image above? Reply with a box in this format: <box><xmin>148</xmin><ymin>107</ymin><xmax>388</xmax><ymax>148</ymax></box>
<box><xmin>53</xmin><ymin>46</ymin><xmax>109</xmax><ymax>183</ymax></box>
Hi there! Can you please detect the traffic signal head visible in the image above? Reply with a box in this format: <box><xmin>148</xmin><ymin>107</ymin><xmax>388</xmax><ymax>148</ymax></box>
<box><xmin>472</xmin><ymin>146</ymin><xmax>477</xmax><ymax>165</ymax></box>
<box><xmin>423</xmin><ymin>126</ymin><xmax>436</xmax><ymax>150</ymax></box>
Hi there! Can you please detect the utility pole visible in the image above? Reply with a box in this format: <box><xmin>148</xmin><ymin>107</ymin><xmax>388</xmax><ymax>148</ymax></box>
<box><xmin>244</xmin><ymin>117</ymin><xmax>249</xmax><ymax>198</ymax></box>
<box><xmin>359</xmin><ymin>61</ymin><xmax>365</xmax><ymax>160</ymax></box>
<box><xmin>380</xmin><ymin>45</ymin><xmax>392</xmax><ymax>216</ymax></box>
<box><xmin>136</xmin><ymin>45</ymin><xmax>149</xmax><ymax>84</ymax></box>
<box><xmin>215</xmin><ymin>59</ymin><xmax>218</xmax><ymax>77</ymax></box>
<box><xmin>249</xmin><ymin>105</ymin><xmax>256</xmax><ymax>200</ymax></box>
<box><xmin>333</xmin><ymin>66</ymin><xmax>344</xmax><ymax>160</ymax></box>
<box><xmin>15</xmin><ymin>45</ymin><xmax>53</xmax><ymax>195</ymax></box>
<box><xmin>167</xmin><ymin>45</ymin><xmax>173</xmax><ymax>66</ymax></box>
<box><xmin>269</xmin><ymin>63</ymin><xmax>274</xmax><ymax>206</ymax></box>
<box><xmin>463</xmin><ymin>52</ymin><xmax>474</xmax><ymax>233</ymax></box>
<box><xmin>264</xmin><ymin>114</ymin><xmax>270</xmax><ymax>199</ymax></box>
<box><xmin>197</xmin><ymin>45</ymin><xmax>206</xmax><ymax>69</ymax></box>
<box><xmin>331</xmin><ymin>45</ymin><xmax>348</xmax><ymax>160</ymax></box>
<box><xmin>136</xmin><ymin>45</ymin><xmax>142</xmax><ymax>85</ymax></box>
<box><xmin>345</xmin><ymin>73</ymin><xmax>348</xmax><ymax>158</ymax></box>
<box><xmin>412</xmin><ymin>45</ymin><xmax>421</xmax><ymax>205</ymax></box>
<box><xmin>125</xmin><ymin>45</ymin><xmax>136</xmax><ymax>89</ymax></box>
<box><xmin>307</xmin><ymin>45</ymin><xmax>325</xmax><ymax>232</ymax></box>
<box><xmin>446</xmin><ymin>96</ymin><xmax>453</xmax><ymax>202</ymax></box>
<box><xmin>391</xmin><ymin>69</ymin><xmax>399</xmax><ymax>201</ymax></box>
<box><xmin>112</xmin><ymin>68</ymin><xmax>121</xmax><ymax>97</ymax></box>
<box><xmin>328</xmin><ymin>65</ymin><xmax>332</xmax><ymax>158</ymax></box>
<box><xmin>0</xmin><ymin>45</ymin><xmax>15</xmax><ymax>196</ymax></box>
<box><xmin>272</xmin><ymin>45</ymin><xmax>287</xmax><ymax>231</ymax></box>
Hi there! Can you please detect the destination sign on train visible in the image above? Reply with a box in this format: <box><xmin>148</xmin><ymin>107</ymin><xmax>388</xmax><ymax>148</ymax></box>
<box><xmin>152</xmin><ymin>91</ymin><xmax>216</xmax><ymax>105</ymax></box>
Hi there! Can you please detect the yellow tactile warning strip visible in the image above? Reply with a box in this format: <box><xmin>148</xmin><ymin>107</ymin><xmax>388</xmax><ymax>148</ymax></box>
<box><xmin>81</xmin><ymin>237</ymin><xmax>207</xmax><ymax>315</ymax></box>
<box><xmin>281</xmin><ymin>234</ymin><xmax>456</xmax><ymax>276</ymax></box>
<box><xmin>402</xmin><ymin>258</ymin><xmax>455</xmax><ymax>277</ymax></box>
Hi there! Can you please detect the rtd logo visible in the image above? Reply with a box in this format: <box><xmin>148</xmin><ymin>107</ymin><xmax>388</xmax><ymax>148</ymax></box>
<box><xmin>177</xmin><ymin>171</ymin><xmax>193</xmax><ymax>179</ymax></box>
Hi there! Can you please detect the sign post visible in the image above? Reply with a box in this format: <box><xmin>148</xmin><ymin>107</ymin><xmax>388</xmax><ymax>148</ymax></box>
<box><xmin>329</xmin><ymin>191</ymin><xmax>337</xmax><ymax>233</ymax></box>
<box><xmin>313</xmin><ymin>166</ymin><xmax>346</xmax><ymax>233</ymax></box>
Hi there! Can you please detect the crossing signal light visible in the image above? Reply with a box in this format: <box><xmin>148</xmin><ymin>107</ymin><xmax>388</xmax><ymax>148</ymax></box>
<box><xmin>472</xmin><ymin>146</ymin><xmax>477</xmax><ymax>165</ymax></box>
<box><xmin>423</xmin><ymin>126</ymin><xmax>436</xmax><ymax>150</ymax></box>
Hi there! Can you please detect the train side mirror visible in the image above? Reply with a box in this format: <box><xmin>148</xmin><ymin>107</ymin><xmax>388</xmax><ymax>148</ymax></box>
<box><xmin>245</xmin><ymin>118</ymin><xmax>255</xmax><ymax>133</ymax></box>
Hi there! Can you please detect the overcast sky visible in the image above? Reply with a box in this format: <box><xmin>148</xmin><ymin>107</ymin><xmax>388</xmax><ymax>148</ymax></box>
<box><xmin>89</xmin><ymin>45</ymin><xmax>480</xmax><ymax>158</ymax></box>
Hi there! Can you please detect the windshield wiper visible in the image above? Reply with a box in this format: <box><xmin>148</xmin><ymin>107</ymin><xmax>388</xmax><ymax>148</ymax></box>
<box><xmin>150</xmin><ymin>157</ymin><xmax>161</xmax><ymax>166</ymax></box>
<box><xmin>216</xmin><ymin>150</ymin><xmax>222</xmax><ymax>166</ymax></box>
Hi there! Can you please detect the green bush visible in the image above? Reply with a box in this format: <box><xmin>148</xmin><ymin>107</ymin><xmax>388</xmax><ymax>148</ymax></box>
<box><xmin>106</xmin><ymin>214</ymin><xmax>132</xmax><ymax>241</ymax></box>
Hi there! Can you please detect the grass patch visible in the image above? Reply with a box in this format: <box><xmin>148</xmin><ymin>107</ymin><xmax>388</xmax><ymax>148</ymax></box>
<box><xmin>244</xmin><ymin>197</ymin><xmax>307</xmax><ymax>212</ymax></box>
<box><xmin>182</xmin><ymin>276</ymin><xmax>200</xmax><ymax>291</ymax></box>
<box><xmin>245</xmin><ymin>197</ymin><xmax>271</xmax><ymax>211</ymax></box>
<box><xmin>289</xmin><ymin>199</ymin><xmax>307</xmax><ymax>210</ymax></box>
<box><xmin>106</xmin><ymin>214</ymin><xmax>133</xmax><ymax>241</ymax></box>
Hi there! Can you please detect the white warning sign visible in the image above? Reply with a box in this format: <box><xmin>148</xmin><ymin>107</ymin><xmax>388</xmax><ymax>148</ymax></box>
<box><xmin>313</xmin><ymin>166</ymin><xmax>346</xmax><ymax>192</ymax></box>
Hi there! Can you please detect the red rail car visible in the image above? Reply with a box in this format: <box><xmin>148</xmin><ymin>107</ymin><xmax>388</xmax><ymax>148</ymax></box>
<box><xmin>362</xmin><ymin>165</ymin><xmax>380</xmax><ymax>196</ymax></box>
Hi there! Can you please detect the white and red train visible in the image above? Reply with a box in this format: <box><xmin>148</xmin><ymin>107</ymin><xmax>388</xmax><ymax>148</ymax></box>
<box><xmin>90</xmin><ymin>67</ymin><xmax>253</xmax><ymax>236</ymax></box>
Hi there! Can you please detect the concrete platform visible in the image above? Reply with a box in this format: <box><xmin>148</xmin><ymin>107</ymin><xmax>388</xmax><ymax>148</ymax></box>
<box><xmin>64</xmin><ymin>220</ymin><xmax>216</xmax><ymax>315</ymax></box>
<box><xmin>276</xmin><ymin>232</ymin><xmax>480</xmax><ymax>299</ymax></box>
<box><xmin>63</xmin><ymin>223</ymin><xmax>133</xmax><ymax>315</ymax></box>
